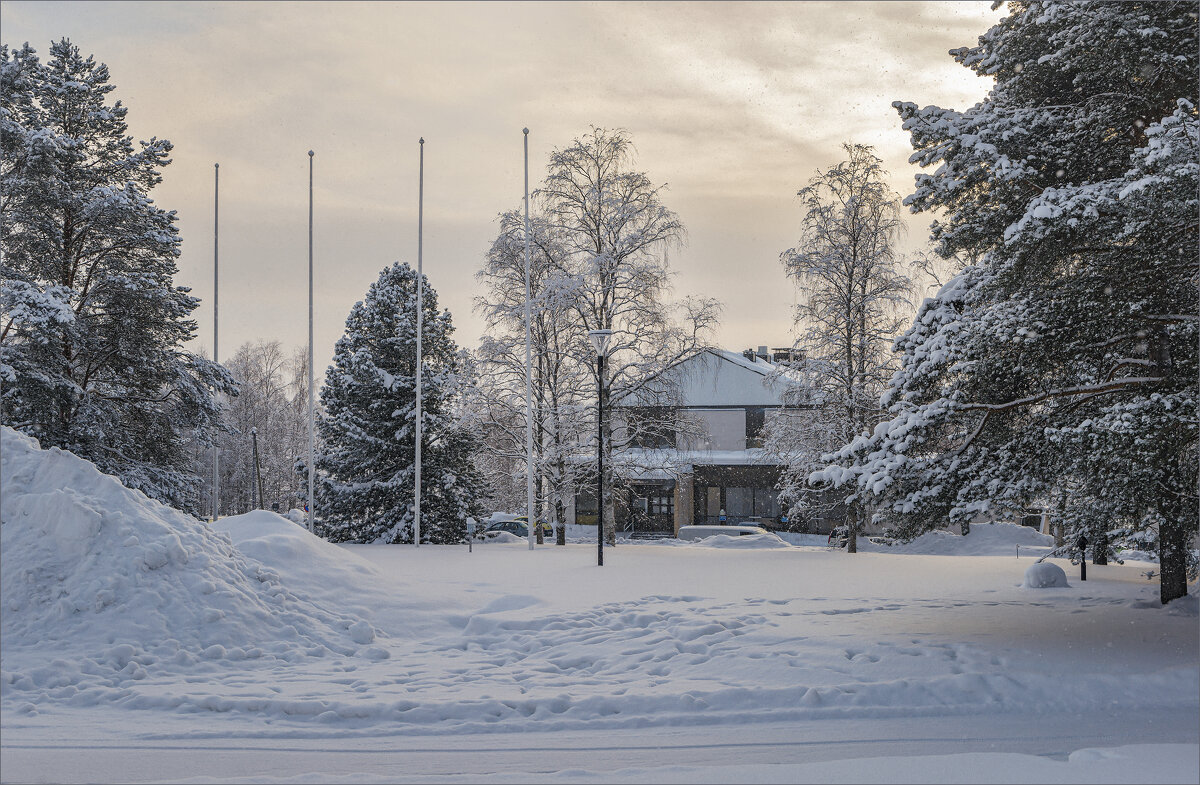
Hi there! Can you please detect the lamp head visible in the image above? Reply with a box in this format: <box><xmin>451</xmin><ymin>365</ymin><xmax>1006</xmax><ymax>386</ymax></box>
<box><xmin>587</xmin><ymin>329</ymin><xmax>614</xmax><ymax>357</ymax></box>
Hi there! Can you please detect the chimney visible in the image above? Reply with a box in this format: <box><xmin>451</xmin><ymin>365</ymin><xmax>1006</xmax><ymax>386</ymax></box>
<box><xmin>757</xmin><ymin>345</ymin><xmax>769</xmax><ymax>361</ymax></box>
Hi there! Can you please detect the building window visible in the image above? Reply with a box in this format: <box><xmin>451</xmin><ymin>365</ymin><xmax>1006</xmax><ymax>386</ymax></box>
<box><xmin>746</xmin><ymin>407</ymin><xmax>766</xmax><ymax>448</ymax></box>
<box><xmin>650</xmin><ymin>494</ymin><xmax>674</xmax><ymax>515</ymax></box>
<box><xmin>626</xmin><ymin>406</ymin><xmax>676</xmax><ymax>449</ymax></box>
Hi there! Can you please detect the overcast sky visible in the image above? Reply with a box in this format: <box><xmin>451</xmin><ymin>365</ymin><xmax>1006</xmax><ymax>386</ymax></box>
<box><xmin>5</xmin><ymin>1</ymin><xmax>1002</xmax><ymax>374</ymax></box>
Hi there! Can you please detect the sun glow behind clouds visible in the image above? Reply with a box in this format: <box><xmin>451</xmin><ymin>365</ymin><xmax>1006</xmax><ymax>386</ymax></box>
<box><xmin>3</xmin><ymin>0</ymin><xmax>1001</xmax><ymax>369</ymax></box>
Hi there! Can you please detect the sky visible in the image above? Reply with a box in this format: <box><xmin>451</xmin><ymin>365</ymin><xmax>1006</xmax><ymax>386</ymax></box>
<box><xmin>3</xmin><ymin>1</ymin><xmax>1004</xmax><ymax>375</ymax></box>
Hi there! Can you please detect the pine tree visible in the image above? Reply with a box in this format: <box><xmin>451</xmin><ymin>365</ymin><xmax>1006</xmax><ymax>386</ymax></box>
<box><xmin>0</xmin><ymin>40</ymin><xmax>231</xmax><ymax>513</ymax></box>
<box><xmin>814</xmin><ymin>2</ymin><xmax>1197</xmax><ymax>603</ymax></box>
<box><xmin>314</xmin><ymin>262</ymin><xmax>485</xmax><ymax>544</ymax></box>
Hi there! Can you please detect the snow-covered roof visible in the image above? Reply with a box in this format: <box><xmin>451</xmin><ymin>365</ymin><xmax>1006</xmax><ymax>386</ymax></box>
<box><xmin>621</xmin><ymin>348</ymin><xmax>797</xmax><ymax>408</ymax></box>
<box><xmin>613</xmin><ymin>446</ymin><xmax>782</xmax><ymax>480</ymax></box>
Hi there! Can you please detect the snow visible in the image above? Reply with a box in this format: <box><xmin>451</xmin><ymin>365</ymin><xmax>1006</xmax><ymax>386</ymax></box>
<box><xmin>860</xmin><ymin>522</ymin><xmax>1055</xmax><ymax>555</ymax></box>
<box><xmin>1024</xmin><ymin>561</ymin><xmax>1070</xmax><ymax>589</ymax></box>
<box><xmin>2</xmin><ymin>428</ymin><xmax>1196</xmax><ymax>783</ymax></box>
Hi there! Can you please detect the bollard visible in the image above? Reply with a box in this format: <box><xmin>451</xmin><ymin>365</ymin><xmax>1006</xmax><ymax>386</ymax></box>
<box><xmin>1078</xmin><ymin>534</ymin><xmax>1087</xmax><ymax>581</ymax></box>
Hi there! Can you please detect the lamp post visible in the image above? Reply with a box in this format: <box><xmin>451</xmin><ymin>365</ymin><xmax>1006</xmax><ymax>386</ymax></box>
<box><xmin>523</xmin><ymin>128</ymin><xmax>536</xmax><ymax>551</ymax></box>
<box><xmin>587</xmin><ymin>329</ymin><xmax>613</xmax><ymax>567</ymax></box>
<box><xmin>212</xmin><ymin>162</ymin><xmax>219</xmax><ymax>522</ymax></box>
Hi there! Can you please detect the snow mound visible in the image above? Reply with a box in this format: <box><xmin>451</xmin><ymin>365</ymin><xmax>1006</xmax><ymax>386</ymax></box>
<box><xmin>213</xmin><ymin>510</ymin><xmax>386</xmax><ymax>625</ymax></box>
<box><xmin>0</xmin><ymin>427</ymin><xmax>378</xmax><ymax>669</ymax></box>
<box><xmin>1023</xmin><ymin>562</ymin><xmax>1070</xmax><ymax>589</ymax></box>
<box><xmin>483</xmin><ymin>531</ymin><xmax>525</xmax><ymax>543</ymax></box>
<box><xmin>864</xmin><ymin>523</ymin><xmax>1054</xmax><ymax>556</ymax></box>
<box><xmin>689</xmin><ymin>532</ymin><xmax>791</xmax><ymax>549</ymax></box>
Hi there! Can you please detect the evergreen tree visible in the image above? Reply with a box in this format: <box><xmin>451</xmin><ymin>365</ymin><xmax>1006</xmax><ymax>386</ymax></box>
<box><xmin>315</xmin><ymin>262</ymin><xmax>485</xmax><ymax>544</ymax></box>
<box><xmin>814</xmin><ymin>2</ymin><xmax>1197</xmax><ymax>603</ymax></box>
<box><xmin>0</xmin><ymin>40</ymin><xmax>231</xmax><ymax>513</ymax></box>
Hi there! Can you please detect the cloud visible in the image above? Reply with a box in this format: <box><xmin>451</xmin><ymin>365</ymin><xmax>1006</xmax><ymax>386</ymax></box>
<box><xmin>3</xmin><ymin>0</ymin><xmax>1003</xmax><ymax>367</ymax></box>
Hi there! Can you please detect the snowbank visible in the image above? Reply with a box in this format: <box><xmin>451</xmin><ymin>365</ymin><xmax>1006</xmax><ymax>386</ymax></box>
<box><xmin>212</xmin><ymin>510</ymin><xmax>388</xmax><ymax>632</ymax></box>
<box><xmin>688</xmin><ymin>532</ymin><xmax>792</xmax><ymax>549</ymax></box>
<box><xmin>860</xmin><ymin>522</ymin><xmax>1054</xmax><ymax>556</ymax></box>
<box><xmin>0</xmin><ymin>427</ymin><xmax>384</xmax><ymax>681</ymax></box>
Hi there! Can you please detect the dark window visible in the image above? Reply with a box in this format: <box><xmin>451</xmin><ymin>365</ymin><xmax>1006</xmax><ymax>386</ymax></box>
<box><xmin>650</xmin><ymin>494</ymin><xmax>674</xmax><ymax>515</ymax></box>
<box><xmin>626</xmin><ymin>406</ymin><xmax>676</xmax><ymax>449</ymax></box>
<box><xmin>746</xmin><ymin>407</ymin><xmax>766</xmax><ymax>448</ymax></box>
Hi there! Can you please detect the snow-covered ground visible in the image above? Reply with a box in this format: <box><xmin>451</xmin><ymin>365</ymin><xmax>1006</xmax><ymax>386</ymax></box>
<box><xmin>2</xmin><ymin>427</ymin><xmax>1197</xmax><ymax>783</ymax></box>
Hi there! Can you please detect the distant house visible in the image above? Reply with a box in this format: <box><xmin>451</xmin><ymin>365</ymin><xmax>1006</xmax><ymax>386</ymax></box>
<box><xmin>570</xmin><ymin>346</ymin><xmax>840</xmax><ymax>537</ymax></box>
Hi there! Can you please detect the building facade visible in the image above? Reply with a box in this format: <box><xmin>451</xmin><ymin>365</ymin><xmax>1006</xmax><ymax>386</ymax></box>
<box><xmin>571</xmin><ymin>347</ymin><xmax>842</xmax><ymax>537</ymax></box>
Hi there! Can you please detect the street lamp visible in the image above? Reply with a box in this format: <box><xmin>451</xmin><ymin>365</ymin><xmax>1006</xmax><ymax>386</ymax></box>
<box><xmin>587</xmin><ymin>329</ymin><xmax>613</xmax><ymax>567</ymax></box>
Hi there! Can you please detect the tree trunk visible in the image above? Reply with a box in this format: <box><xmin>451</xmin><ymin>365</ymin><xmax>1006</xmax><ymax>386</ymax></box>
<box><xmin>846</xmin><ymin>503</ymin><xmax>859</xmax><ymax>554</ymax></box>
<box><xmin>1092</xmin><ymin>528</ymin><xmax>1108</xmax><ymax>566</ymax></box>
<box><xmin>601</xmin><ymin>374</ymin><xmax>617</xmax><ymax>547</ymax></box>
<box><xmin>554</xmin><ymin>496</ymin><xmax>566</xmax><ymax>546</ymax></box>
<box><xmin>1158</xmin><ymin>473</ymin><xmax>1190</xmax><ymax>604</ymax></box>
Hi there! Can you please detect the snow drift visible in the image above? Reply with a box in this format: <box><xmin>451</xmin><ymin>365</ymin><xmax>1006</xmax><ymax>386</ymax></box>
<box><xmin>860</xmin><ymin>522</ymin><xmax>1055</xmax><ymax>556</ymax></box>
<box><xmin>0</xmin><ymin>427</ymin><xmax>384</xmax><ymax>676</ymax></box>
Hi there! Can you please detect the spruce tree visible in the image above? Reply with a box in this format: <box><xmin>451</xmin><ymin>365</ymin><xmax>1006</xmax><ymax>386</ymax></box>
<box><xmin>315</xmin><ymin>262</ymin><xmax>485</xmax><ymax>544</ymax></box>
<box><xmin>0</xmin><ymin>40</ymin><xmax>231</xmax><ymax>513</ymax></box>
<box><xmin>814</xmin><ymin>2</ymin><xmax>1197</xmax><ymax>603</ymax></box>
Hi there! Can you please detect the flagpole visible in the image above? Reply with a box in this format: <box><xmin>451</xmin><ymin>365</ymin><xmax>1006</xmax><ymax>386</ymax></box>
<box><xmin>523</xmin><ymin>128</ymin><xmax>536</xmax><ymax>551</ymax></box>
<box><xmin>212</xmin><ymin>162</ymin><xmax>219</xmax><ymax>523</ymax></box>
<box><xmin>307</xmin><ymin>150</ymin><xmax>315</xmax><ymax>535</ymax></box>
<box><xmin>415</xmin><ymin>138</ymin><xmax>424</xmax><ymax>548</ymax></box>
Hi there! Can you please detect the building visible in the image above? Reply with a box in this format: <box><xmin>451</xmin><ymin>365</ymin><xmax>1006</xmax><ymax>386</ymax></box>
<box><xmin>570</xmin><ymin>346</ymin><xmax>841</xmax><ymax>537</ymax></box>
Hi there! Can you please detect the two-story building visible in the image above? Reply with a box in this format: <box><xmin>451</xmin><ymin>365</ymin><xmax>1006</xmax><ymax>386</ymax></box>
<box><xmin>571</xmin><ymin>346</ymin><xmax>838</xmax><ymax>537</ymax></box>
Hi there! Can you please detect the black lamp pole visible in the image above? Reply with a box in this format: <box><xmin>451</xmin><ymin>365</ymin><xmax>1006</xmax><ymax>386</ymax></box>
<box><xmin>597</xmin><ymin>351</ymin><xmax>604</xmax><ymax>567</ymax></box>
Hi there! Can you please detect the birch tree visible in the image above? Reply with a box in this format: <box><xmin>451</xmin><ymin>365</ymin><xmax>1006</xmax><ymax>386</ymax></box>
<box><xmin>774</xmin><ymin>144</ymin><xmax>912</xmax><ymax>552</ymax></box>
<box><xmin>537</xmin><ymin>127</ymin><xmax>720</xmax><ymax>545</ymax></box>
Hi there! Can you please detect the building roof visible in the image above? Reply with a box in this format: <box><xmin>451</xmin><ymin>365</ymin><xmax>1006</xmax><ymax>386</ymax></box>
<box><xmin>620</xmin><ymin>348</ymin><xmax>797</xmax><ymax>408</ymax></box>
<box><xmin>614</xmin><ymin>446</ymin><xmax>781</xmax><ymax>480</ymax></box>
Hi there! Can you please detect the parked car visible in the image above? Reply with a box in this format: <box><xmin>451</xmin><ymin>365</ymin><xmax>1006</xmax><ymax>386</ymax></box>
<box><xmin>481</xmin><ymin>518</ymin><xmax>553</xmax><ymax>540</ymax></box>
<box><xmin>511</xmin><ymin>516</ymin><xmax>555</xmax><ymax>537</ymax></box>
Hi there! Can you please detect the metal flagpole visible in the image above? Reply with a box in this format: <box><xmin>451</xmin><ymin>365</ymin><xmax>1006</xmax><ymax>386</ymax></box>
<box><xmin>212</xmin><ymin>162</ymin><xmax>219</xmax><ymax>523</ymax></box>
<box><xmin>415</xmin><ymin>138</ymin><xmax>424</xmax><ymax>548</ymax></box>
<box><xmin>523</xmin><ymin>128</ymin><xmax>536</xmax><ymax>551</ymax></box>
<box><xmin>307</xmin><ymin>151</ymin><xmax>315</xmax><ymax>534</ymax></box>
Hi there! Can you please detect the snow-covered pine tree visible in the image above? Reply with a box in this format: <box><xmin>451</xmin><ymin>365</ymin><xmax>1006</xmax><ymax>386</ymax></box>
<box><xmin>315</xmin><ymin>262</ymin><xmax>485</xmax><ymax>544</ymax></box>
<box><xmin>0</xmin><ymin>40</ymin><xmax>232</xmax><ymax>514</ymax></box>
<box><xmin>814</xmin><ymin>1</ymin><xmax>1198</xmax><ymax>603</ymax></box>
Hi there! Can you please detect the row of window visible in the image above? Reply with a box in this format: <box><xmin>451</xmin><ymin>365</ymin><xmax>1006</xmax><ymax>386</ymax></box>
<box><xmin>626</xmin><ymin>407</ymin><xmax>772</xmax><ymax>449</ymax></box>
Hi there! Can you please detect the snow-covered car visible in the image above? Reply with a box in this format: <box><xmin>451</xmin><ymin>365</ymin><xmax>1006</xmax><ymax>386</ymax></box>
<box><xmin>481</xmin><ymin>519</ymin><xmax>552</xmax><ymax>539</ymax></box>
<box><xmin>677</xmin><ymin>524</ymin><xmax>769</xmax><ymax>541</ymax></box>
